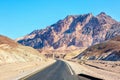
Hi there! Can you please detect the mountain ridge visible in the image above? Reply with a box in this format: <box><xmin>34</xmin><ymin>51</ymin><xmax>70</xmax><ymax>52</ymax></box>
<box><xmin>17</xmin><ymin>12</ymin><xmax>119</xmax><ymax>53</ymax></box>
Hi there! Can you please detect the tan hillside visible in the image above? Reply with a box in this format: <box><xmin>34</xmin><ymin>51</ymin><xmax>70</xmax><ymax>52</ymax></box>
<box><xmin>0</xmin><ymin>35</ymin><xmax>45</xmax><ymax>64</ymax></box>
<box><xmin>64</xmin><ymin>47</ymin><xmax>86</xmax><ymax>59</ymax></box>
<box><xmin>76</xmin><ymin>35</ymin><xmax>120</xmax><ymax>61</ymax></box>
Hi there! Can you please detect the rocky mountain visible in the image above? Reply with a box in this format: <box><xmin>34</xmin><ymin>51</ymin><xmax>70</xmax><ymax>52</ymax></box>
<box><xmin>106</xmin><ymin>23</ymin><xmax>120</xmax><ymax>40</ymax></box>
<box><xmin>17</xmin><ymin>12</ymin><xmax>118</xmax><ymax>51</ymax></box>
<box><xmin>75</xmin><ymin>35</ymin><xmax>120</xmax><ymax>61</ymax></box>
<box><xmin>0</xmin><ymin>35</ymin><xmax>44</xmax><ymax>63</ymax></box>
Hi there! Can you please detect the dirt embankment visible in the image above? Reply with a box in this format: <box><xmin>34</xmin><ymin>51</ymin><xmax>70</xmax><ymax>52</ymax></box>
<box><xmin>0</xmin><ymin>59</ymin><xmax>55</xmax><ymax>80</ymax></box>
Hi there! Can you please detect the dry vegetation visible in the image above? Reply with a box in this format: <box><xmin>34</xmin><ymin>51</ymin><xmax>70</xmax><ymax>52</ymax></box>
<box><xmin>85</xmin><ymin>60</ymin><xmax>120</xmax><ymax>74</ymax></box>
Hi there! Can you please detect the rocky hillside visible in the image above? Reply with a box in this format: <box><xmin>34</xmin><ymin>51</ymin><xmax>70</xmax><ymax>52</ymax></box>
<box><xmin>75</xmin><ymin>35</ymin><xmax>120</xmax><ymax>61</ymax></box>
<box><xmin>106</xmin><ymin>23</ymin><xmax>120</xmax><ymax>40</ymax></box>
<box><xmin>17</xmin><ymin>12</ymin><xmax>118</xmax><ymax>50</ymax></box>
<box><xmin>0</xmin><ymin>35</ymin><xmax>44</xmax><ymax>64</ymax></box>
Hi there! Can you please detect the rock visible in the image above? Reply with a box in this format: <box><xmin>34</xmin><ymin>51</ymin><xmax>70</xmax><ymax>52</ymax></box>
<box><xmin>17</xmin><ymin>12</ymin><xmax>118</xmax><ymax>50</ymax></box>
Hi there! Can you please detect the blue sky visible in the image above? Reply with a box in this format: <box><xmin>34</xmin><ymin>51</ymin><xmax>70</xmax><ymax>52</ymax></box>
<box><xmin>0</xmin><ymin>0</ymin><xmax>120</xmax><ymax>39</ymax></box>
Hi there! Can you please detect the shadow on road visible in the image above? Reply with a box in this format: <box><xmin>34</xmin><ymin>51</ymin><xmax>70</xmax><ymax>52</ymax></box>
<box><xmin>78</xmin><ymin>74</ymin><xmax>103</xmax><ymax>80</ymax></box>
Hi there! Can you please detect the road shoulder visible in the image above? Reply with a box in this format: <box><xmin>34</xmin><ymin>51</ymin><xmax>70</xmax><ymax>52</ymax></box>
<box><xmin>0</xmin><ymin>59</ymin><xmax>56</xmax><ymax>80</ymax></box>
<box><xmin>64</xmin><ymin>60</ymin><xmax>120</xmax><ymax>80</ymax></box>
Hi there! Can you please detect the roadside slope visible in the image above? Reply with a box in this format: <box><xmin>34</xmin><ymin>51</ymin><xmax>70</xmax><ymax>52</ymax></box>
<box><xmin>76</xmin><ymin>35</ymin><xmax>120</xmax><ymax>61</ymax></box>
<box><xmin>0</xmin><ymin>35</ymin><xmax>45</xmax><ymax>63</ymax></box>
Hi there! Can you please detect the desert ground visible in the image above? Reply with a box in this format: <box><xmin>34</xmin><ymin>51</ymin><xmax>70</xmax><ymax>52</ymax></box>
<box><xmin>66</xmin><ymin>60</ymin><xmax>120</xmax><ymax>80</ymax></box>
<box><xmin>0</xmin><ymin>59</ymin><xmax>55</xmax><ymax>80</ymax></box>
<box><xmin>0</xmin><ymin>58</ymin><xmax>120</xmax><ymax>80</ymax></box>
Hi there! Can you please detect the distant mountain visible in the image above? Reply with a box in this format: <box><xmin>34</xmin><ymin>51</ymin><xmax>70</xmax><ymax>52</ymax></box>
<box><xmin>17</xmin><ymin>12</ymin><xmax>118</xmax><ymax>51</ymax></box>
<box><xmin>105</xmin><ymin>23</ymin><xmax>120</xmax><ymax>40</ymax></box>
<box><xmin>75</xmin><ymin>35</ymin><xmax>120</xmax><ymax>61</ymax></box>
<box><xmin>0</xmin><ymin>35</ymin><xmax>44</xmax><ymax>63</ymax></box>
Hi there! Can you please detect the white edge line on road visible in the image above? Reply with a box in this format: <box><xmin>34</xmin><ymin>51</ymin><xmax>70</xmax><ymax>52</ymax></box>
<box><xmin>66</xmin><ymin>63</ymin><xmax>74</xmax><ymax>75</ymax></box>
<box><xmin>17</xmin><ymin>60</ymin><xmax>56</xmax><ymax>80</ymax></box>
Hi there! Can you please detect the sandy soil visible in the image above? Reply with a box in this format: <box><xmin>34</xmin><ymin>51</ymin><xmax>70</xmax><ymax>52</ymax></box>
<box><xmin>0</xmin><ymin>59</ymin><xmax>55</xmax><ymax>80</ymax></box>
<box><xmin>85</xmin><ymin>60</ymin><xmax>120</xmax><ymax>74</ymax></box>
<box><xmin>66</xmin><ymin>60</ymin><xmax>120</xmax><ymax>80</ymax></box>
<box><xmin>1</xmin><ymin>59</ymin><xmax>119</xmax><ymax>80</ymax></box>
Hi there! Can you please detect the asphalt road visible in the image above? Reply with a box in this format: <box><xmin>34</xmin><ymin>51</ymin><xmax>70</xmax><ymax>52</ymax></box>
<box><xmin>21</xmin><ymin>60</ymin><xmax>79</xmax><ymax>80</ymax></box>
<box><xmin>20</xmin><ymin>60</ymin><xmax>102</xmax><ymax>80</ymax></box>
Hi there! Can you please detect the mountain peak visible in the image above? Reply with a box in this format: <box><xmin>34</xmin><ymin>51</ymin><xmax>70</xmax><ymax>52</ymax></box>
<box><xmin>17</xmin><ymin>12</ymin><xmax>119</xmax><ymax>50</ymax></box>
<box><xmin>65</xmin><ymin>13</ymin><xmax>93</xmax><ymax>19</ymax></box>
<box><xmin>85</xmin><ymin>13</ymin><xmax>93</xmax><ymax>16</ymax></box>
<box><xmin>99</xmin><ymin>12</ymin><xmax>106</xmax><ymax>15</ymax></box>
<box><xmin>97</xmin><ymin>12</ymin><xmax>111</xmax><ymax>18</ymax></box>
<box><xmin>97</xmin><ymin>12</ymin><xmax>110</xmax><ymax>17</ymax></box>
<box><xmin>97</xmin><ymin>12</ymin><xmax>117</xmax><ymax>25</ymax></box>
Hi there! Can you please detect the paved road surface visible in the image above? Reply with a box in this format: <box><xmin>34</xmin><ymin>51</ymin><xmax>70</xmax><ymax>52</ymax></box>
<box><xmin>21</xmin><ymin>60</ymin><xmax>79</xmax><ymax>80</ymax></box>
<box><xmin>20</xmin><ymin>60</ymin><xmax>102</xmax><ymax>80</ymax></box>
